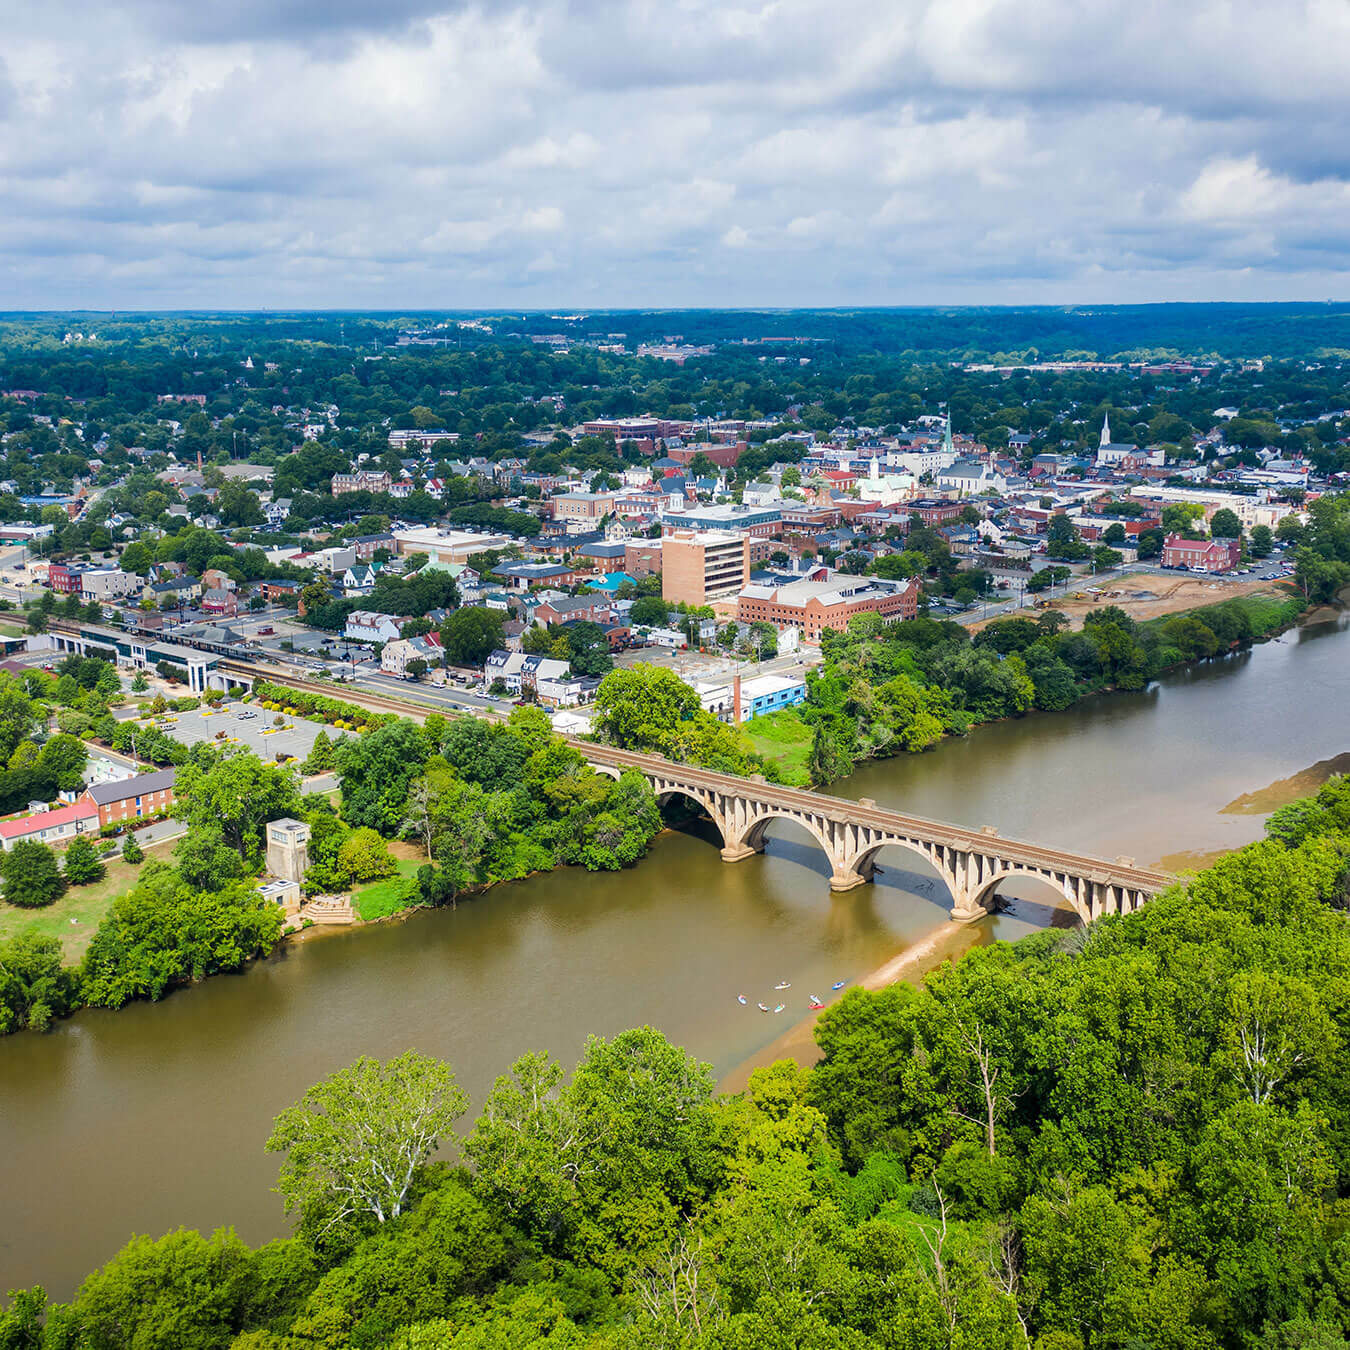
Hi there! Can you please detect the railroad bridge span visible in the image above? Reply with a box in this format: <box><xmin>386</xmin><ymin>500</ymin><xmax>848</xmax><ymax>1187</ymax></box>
<box><xmin>580</xmin><ymin>744</ymin><xmax>1174</xmax><ymax>925</ymax></box>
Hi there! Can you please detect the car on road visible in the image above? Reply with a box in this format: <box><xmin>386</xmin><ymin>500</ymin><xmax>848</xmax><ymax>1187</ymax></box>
<box><xmin>237</xmin><ymin>710</ymin><xmax>257</xmax><ymax>719</ymax></box>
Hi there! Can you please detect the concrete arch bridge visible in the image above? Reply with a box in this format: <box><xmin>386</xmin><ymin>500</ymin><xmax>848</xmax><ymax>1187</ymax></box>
<box><xmin>580</xmin><ymin>743</ymin><xmax>1174</xmax><ymax>925</ymax></box>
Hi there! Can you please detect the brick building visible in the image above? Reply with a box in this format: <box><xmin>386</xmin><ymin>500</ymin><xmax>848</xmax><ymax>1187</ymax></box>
<box><xmin>80</xmin><ymin>769</ymin><xmax>178</xmax><ymax>828</ymax></box>
<box><xmin>1161</xmin><ymin>536</ymin><xmax>1241</xmax><ymax>573</ymax></box>
<box><xmin>737</xmin><ymin>576</ymin><xmax>919</xmax><ymax>643</ymax></box>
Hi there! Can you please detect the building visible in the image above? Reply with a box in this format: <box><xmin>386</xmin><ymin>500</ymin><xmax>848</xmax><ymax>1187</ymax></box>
<box><xmin>552</xmin><ymin>492</ymin><xmax>616</xmax><ymax>525</ymax></box>
<box><xmin>79</xmin><ymin>567</ymin><xmax>140</xmax><ymax>601</ymax></box>
<box><xmin>200</xmin><ymin>587</ymin><xmax>239</xmax><ymax>618</ymax></box>
<box><xmin>0</xmin><ymin>799</ymin><xmax>99</xmax><ymax>850</ymax></box>
<box><xmin>624</xmin><ymin>540</ymin><xmax>664</xmax><ymax>577</ymax></box>
<box><xmin>344</xmin><ymin>610</ymin><xmax>403</xmax><ymax>645</ymax></box>
<box><xmin>661</xmin><ymin>529</ymin><xmax>751</xmax><ymax>606</ymax></box>
<box><xmin>697</xmin><ymin>672</ymin><xmax>807</xmax><ymax>723</ymax></box>
<box><xmin>47</xmin><ymin>562</ymin><xmax>83</xmax><ymax>594</ymax></box>
<box><xmin>737</xmin><ymin>576</ymin><xmax>919</xmax><ymax>643</ymax></box>
<box><xmin>80</xmin><ymin>769</ymin><xmax>177</xmax><ymax>828</ymax></box>
<box><xmin>391</xmin><ymin>526</ymin><xmax>513</xmax><ymax>565</ymax></box>
<box><xmin>662</xmin><ymin>504</ymin><xmax>782</xmax><ymax>538</ymax></box>
<box><xmin>331</xmin><ymin>469</ymin><xmax>392</xmax><ymax>496</ymax></box>
<box><xmin>492</xmin><ymin>561</ymin><xmax>578</xmax><ymax>592</ymax></box>
<box><xmin>1161</xmin><ymin>536</ymin><xmax>1241</xmax><ymax>573</ymax></box>
<box><xmin>381</xmin><ymin>633</ymin><xmax>443</xmax><ymax>677</ymax></box>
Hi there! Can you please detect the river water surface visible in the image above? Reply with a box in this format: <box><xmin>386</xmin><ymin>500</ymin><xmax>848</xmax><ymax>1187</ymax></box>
<box><xmin>2</xmin><ymin>613</ymin><xmax>1347</xmax><ymax>1298</ymax></box>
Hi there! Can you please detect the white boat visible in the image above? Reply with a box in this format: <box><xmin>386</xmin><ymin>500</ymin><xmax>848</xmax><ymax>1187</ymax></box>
<box><xmin>737</xmin><ymin>994</ymin><xmax>747</xmax><ymax>1005</ymax></box>
<box><xmin>757</xmin><ymin>1002</ymin><xmax>770</xmax><ymax>1013</ymax></box>
<box><xmin>774</xmin><ymin>981</ymin><xmax>791</xmax><ymax>990</ymax></box>
<box><xmin>773</xmin><ymin>1003</ymin><xmax>786</xmax><ymax>1013</ymax></box>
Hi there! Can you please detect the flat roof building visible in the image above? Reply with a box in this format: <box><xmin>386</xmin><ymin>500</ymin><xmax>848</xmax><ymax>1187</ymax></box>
<box><xmin>661</xmin><ymin>529</ymin><xmax>750</xmax><ymax>607</ymax></box>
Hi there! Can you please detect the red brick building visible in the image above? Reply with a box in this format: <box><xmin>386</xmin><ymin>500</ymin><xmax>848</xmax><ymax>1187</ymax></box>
<box><xmin>1161</xmin><ymin>535</ymin><xmax>1241</xmax><ymax>573</ymax></box>
<box><xmin>80</xmin><ymin>769</ymin><xmax>178</xmax><ymax>828</ymax></box>
<box><xmin>737</xmin><ymin>576</ymin><xmax>919</xmax><ymax>643</ymax></box>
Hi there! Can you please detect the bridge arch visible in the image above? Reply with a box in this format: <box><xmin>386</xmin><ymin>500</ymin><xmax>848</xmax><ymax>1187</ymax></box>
<box><xmin>845</xmin><ymin>839</ymin><xmax>962</xmax><ymax>907</ymax></box>
<box><xmin>730</xmin><ymin>810</ymin><xmax>839</xmax><ymax>877</ymax></box>
<box><xmin>653</xmin><ymin>787</ymin><xmax>731</xmax><ymax>851</ymax></box>
<box><xmin>586</xmin><ymin>762</ymin><xmax>622</xmax><ymax>782</ymax></box>
<box><xmin>967</xmin><ymin>868</ymin><xmax>1088</xmax><ymax>925</ymax></box>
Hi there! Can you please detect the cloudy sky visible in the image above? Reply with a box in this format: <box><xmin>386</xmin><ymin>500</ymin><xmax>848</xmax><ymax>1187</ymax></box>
<box><xmin>4</xmin><ymin>0</ymin><xmax>1349</xmax><ymax>310</ymax></box>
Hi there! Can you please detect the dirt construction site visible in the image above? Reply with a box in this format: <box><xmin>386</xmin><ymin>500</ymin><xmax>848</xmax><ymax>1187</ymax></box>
<box><xmin>973</xmin><ymin>573</ymin><xmax>1297</xmax><ymax>633</ymax></box>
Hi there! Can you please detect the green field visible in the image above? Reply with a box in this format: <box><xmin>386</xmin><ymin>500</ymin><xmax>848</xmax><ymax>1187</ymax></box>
<box><xmin>740</xmin><ymin>709</ymin><xmax>813</xmax><ymax>786</ymax></box>
<box><xmin>353</xmin><ymin>858</ymin><xmax>422</xmax><ymax>922</ymax></box>
<box><xmin>0</xmin><ymin>837</ymin><xmax>177</xmax><ymax>963</ymax></box>
<box><xmin>1139</xmin><ymin>589</ymin><xmax>1305</xmax><ymax>641</ymax></box>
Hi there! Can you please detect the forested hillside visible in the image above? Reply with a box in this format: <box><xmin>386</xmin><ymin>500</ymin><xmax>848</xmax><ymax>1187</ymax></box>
<box><xmin>5</xmin><ymin>777</ymin><xmax>1349</xmax><ymax>1349</ymax></box>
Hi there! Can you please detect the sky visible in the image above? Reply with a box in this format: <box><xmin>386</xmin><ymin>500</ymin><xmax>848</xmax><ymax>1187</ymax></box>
<box><xmin>4</xmin><ymin>0</ymin><xmax>1350</xmax><ymax>311</ymax></box>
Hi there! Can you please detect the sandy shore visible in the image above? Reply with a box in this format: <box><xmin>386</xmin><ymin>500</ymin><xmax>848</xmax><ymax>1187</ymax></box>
<box><xmin>718</xmin><ymin>919</ymin><xmax>984</xmax><ymax>1094</ymax></box>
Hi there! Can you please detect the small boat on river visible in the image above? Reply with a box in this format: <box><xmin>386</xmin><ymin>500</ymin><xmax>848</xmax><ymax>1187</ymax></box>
<box><xmin>757</xmin><ymin>1002</ymin><xmax>771</xmax><ymax>1012</ymax></box>
<box><xmin>737</xmin><ymin>994</ymin><xmax>748</xmax><ymax>1005</ymax></box>
<box><xmin>808</xmin><ymin>996</ymin><xmax>825</xmax><ymax>1009</ymax></box>
<box><xmin>831</xmin><ymin>981</ymin><xmax>846</xmax><ymax>991</ymax></box>
<box><xmin>773</xmin><ymin>1003</ymin><xmax>786</xmax><ymax>1013</ymax></box>
<box><xmin>774</xmin><ymin>981</ymin><xmax>791</xmax><ymax>990</ymax></box>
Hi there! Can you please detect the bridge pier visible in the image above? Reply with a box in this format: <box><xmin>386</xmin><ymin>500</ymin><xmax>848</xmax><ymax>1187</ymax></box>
<box><xmin>720</xmin><ymin>842</ymin><xmax>762</xmax><ymax>864</ymax></box>
<box><xmin>829</xmin><ymin>867</ymin><xmax>869</xmax><ymax>892</ymax></box>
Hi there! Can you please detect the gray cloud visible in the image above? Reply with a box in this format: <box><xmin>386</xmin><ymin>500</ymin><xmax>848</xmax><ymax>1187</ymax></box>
<box><xmin>1</xmin><ymin>0</ymin><xmax>1348</xmax><ymax>308</ymax></box>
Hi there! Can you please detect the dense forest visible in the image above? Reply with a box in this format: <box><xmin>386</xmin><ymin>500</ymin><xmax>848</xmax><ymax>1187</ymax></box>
<box><xmin>3</xmin><ymin>775</ymin><xmax>1349</xmax><ymax>1348</ymax></box>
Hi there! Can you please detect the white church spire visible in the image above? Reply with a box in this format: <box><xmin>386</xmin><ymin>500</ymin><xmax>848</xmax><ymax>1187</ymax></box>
<box><xmin>1100</xmin><ymin>411</ymin><xmax>1111</xmax><ymax>448</ymax></box>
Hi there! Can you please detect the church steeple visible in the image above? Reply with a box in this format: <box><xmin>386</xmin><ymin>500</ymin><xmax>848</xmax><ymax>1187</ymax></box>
<box><xmin>1100</xmin><ymin>411</ymin><xmax>1111</xmax><ymax>448</ymax></box>
<box><xmin>943</xmin><ymin>415</ymin><xmax>954</xmax><ymax>455</ymax></box>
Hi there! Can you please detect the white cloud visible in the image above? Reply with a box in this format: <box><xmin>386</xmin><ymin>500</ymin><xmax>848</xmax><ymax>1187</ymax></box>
<box><xmin>0</xmin><ymin>0</ymin><xmax>1348</xmax><ymax>306</ymax></box>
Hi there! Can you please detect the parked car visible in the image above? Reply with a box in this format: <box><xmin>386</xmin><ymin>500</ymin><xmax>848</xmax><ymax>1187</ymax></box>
<box><xmin>237</xmin><ymin>709</ymin><xmax>256</xmax><ymax>720</ymax></box>
<box><xmin>256</xmin><ymin>625</ymin><xmax>274</xmax><ymax>635</ymax></box>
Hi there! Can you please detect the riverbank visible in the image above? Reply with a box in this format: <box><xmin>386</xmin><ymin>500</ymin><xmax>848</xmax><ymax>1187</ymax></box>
<box><xmin>747</xmin><ymin>586</ymin><xmax>1308</xmax><ymax>787</ymax></box>
<box><xmin>719</xmin><ymin>916</ymin><xmax>985</xmax><ymax>1093</ymax></box>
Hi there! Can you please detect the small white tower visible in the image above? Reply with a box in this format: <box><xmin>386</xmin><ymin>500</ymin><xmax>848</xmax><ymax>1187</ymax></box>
<box><xmin>1100</xmin><ymin>411</ymin><xmax>1111</xmax><ymax>449</ymax></box>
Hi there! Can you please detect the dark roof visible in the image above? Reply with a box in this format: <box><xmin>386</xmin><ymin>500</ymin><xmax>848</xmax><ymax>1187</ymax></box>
<box><xmin>85</xmin><ymin>768</ymin><xmax>178</xmax><ymax>806</ymax></box>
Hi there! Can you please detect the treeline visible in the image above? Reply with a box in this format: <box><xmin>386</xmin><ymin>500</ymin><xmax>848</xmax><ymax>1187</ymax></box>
<box><xmin>6</xmin><ymin>775</ymin><xmax>1350</xmax><ymax>1347</ymax></box>
<box><xmin>798</xmin><ymin>593</ymin><xmax>1304</xmax><ymax>784</ymax></box>
<box><xmin>0</xmin><ymin>710</ymin><xmax>668</xmax><ymax>1035</ymax></box>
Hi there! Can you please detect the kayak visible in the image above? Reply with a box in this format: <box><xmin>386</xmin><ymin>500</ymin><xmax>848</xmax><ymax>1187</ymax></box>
<box><xmin>774</xmin><ymin>982</ymin><xmax>791</xmax><ymax>990</ymax></box>
<box><xmin>831</xmin><ymin>981</ymin><xmax>846</xmax><ymax>990</ymax></box>
<box><xmin>757</xmin><ymin>1003</ymin><xmax>771</xmax><ymax>1013</ymax></box>
<box><xmin>773</xmin><ymin>1004</ymin><xmax>786</xmax><ymax>1013</ymax></box>
<box><xmin>737</xmin><ymin>995</ymin><xmax>748</xmax><ymax>1005</ymax></box>
<box><xmin>808</xmin><ymin>996</ymin><xmax>825</xmax><ymax>1008</ymax></box>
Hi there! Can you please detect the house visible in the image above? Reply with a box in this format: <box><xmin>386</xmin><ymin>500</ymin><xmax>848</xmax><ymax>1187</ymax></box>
<box><xmin>491</xmin><ymin>561</ymin><xmax>578</xmax><ymax>592</ymax></box>
<box><xmin>519</xmin><ymin>654</ymin><xmax>571</xmax><ymax>695</ymax></box>
<box><xmin>264</xmin><ymin>498</ymin><xmax>292</xmax><ymax>526</ymax></box>
<box><xmin>144</xmin><ymin>575</ymin><xmax>202</xmax><ymax>607</ymax></box>
<box><xmin>531</xmin><ymin>594</ymin><xmax>610</xmax><ymax>627</ymax></box>
<box><xmin>342</xmin><ymin>564</ymin><xmax>380</xmax><ymax>596</ymax></box>
<box><xmin>200</xmin><ymin>587</ymin><xmax>239</xmax><ymax>618</ymax></box>
<box><xmin>200</xmin><ymin>568</ymin><xmax>237</xmax><ymax>593</ymax></box>
<box><xmin>484</xmin><ymin>648</ymin><xmax>528</xmax><ymax>691</ymax></box>
<box><xmin>381</xmin><ymin>633</ymin><xmax>443</xmax><ymax>677</ymax></box>
<box><xmin>80</xmin><ymin>769</ymin><xmax>178</xmax><ymax>828</ymax></box>
<box><xmin>343</xmin><ymin>610</ymin><xmax>403</xmax><ymax>645</ymax></box>
<box><xmin>1161</xmin><ymin>536</ymin><xmax>1241</xmax><ymax>573</ymax></box>
<box><xmin>0</xmin><ymin>799</ymin><xmax>100</xmax><ymax>851</ymax></box>
<box><xmin>79</xmin><ymin>567</ymin><xmax>140</xmax><ymax>601</ymax></box>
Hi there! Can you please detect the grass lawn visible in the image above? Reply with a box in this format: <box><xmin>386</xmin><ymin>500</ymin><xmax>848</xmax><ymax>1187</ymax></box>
<box><xmin>0</xmin><ymin>837</ymin><xmax>177</xmax><ymax>964</ymax></box>
<box><xmin>353</xmin><ymin>857</ymin><xmax>423</xmax><ymax>922</ymax></box>
<box><xmin>740</xmin><ymin>709</ymin><xmax>813</xmax><ymax>786</ymax></box>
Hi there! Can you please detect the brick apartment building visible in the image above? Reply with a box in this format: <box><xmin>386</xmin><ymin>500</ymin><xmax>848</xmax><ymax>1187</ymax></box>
<box><xmin>661</xmin><ymin>529</ymin><xmax>750</xmax><ymax>606</ymax></box>
<box><xmin>80</xmin><ymin>769</ymin><xmax>178</xmax><ymax>828</ymax></box>
<box><xmin>737</xmin><ymin>576</ymin><xmax>919</xmax><ymax>643</ymax></box>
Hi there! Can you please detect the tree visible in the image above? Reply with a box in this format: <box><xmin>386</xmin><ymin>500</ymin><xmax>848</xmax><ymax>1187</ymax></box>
<box><xmin>267</xmin><ymin>1052</ymin><xmax>469</xmax><ymax>1235</ymax></box>
<box><xmin>62</xmin><ymin>835</ymin><xmax>106</xmax><ymax>886</ymax></box>
<box><xmin>629</xmin><ymin>595</ymin><xmax>671</xmax><ymax>628</ymax></box>
<box><xmin>594</xmin><ymin>666</ymin><xmax>699</xmax><ymax>753</ymax></box>
<box><xmin>336</xmin><ymin>827</ymin><xmax>396</xmax><ymax>884</ymax></box>
<box><xmin>130</xmin><ymin>670</ymin><xmax>149</xmax><ymax>693</ymax></box>
<box><xmin>439</xmin><ymin>607</ymin><xmax>504</xmax><ymax>667</ymax></box>
<box><xmin>1</xmin><ymin>841</ymin><xmax>65</xmax><ymax>908</ymax></box>
<box><xmin>566</xmin><ymin>621</ymin><xmax>612</xmax><ymax>677</ymax></box>
<box><xmin>302</xmin><ymin>731</ymin><xmax>336</xmax><ymax>775</ymax></box>
<box><xmin>121</xmin><ymin>832</ymin><xmax>144</xmax><ymax>864</ymax></box>
<box><xmin>173</xmin><ymin>750</ymin><xmax>302</xmax><ymax>865</ymax></box>
<box><xmin>1210</xmin><ymin>507</ymin><xmax>1243</xmax><ymax>539</ymax></box>
<box><xmin>1250</xmin><ymin>524</ymin><xmax>1274</xmax><ymax>557</ymax></box>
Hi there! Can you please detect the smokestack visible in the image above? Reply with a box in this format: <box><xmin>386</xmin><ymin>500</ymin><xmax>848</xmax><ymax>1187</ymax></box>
<box><xmin>197</xmin><ymin>448</ymin><xmax>203</xmax><ymax>474</ymax></box>
<box><xmin>732</xmin><ymin>672</ymin><xmax>742</xmax><ymax>726</ymax></box>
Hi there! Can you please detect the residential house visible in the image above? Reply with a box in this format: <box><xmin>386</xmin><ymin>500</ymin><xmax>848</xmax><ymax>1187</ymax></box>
<box><xmin>484</xmin><ymin>648</ymin><xmax>528</xmax><ymax>691</ymax></box>
<box><xmin>381</xmin><ymin>633</ymin><xmax>444</xmax><ymax>677</ymax></box>
<box><xmin>342</xmin><ymin>564</ymin><xmax>380</xmax><ymax>596</ymax></box>
<box><xmin>343</xmin><ymin>610</ymin><xmax>403</xmax><ymax>645</ymax></box>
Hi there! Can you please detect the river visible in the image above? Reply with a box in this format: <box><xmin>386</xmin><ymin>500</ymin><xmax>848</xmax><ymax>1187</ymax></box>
<box><xmin>2</xmin><ymin>612</ymin><xmax>1347</xmax><ymax>1299</ymax></box>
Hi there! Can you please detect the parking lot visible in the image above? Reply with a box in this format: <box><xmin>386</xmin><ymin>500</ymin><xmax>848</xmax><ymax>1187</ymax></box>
<box><xmin>148</xmin><ymin>702</ymin><xmax>330</xmax><ymax>764</ymax></box>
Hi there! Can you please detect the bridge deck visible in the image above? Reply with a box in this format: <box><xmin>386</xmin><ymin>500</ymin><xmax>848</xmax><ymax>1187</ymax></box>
<box><xmin>580</xmin><ymin>743</ymin><xmax>1175</xmax><ymax>892</ymax></box>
